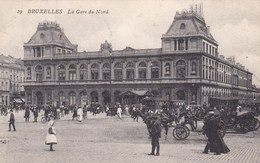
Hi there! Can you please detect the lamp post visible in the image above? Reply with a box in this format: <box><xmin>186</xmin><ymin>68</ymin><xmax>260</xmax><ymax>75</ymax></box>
<box><xmin>57</xmin><ymin>66</ymin><xmax>61</xmax><ymax>107</ymax></box>
<box><xmin>109</xmin><ymin>51</ymin><xmax>112</xmax><ymax>105</ymax></box>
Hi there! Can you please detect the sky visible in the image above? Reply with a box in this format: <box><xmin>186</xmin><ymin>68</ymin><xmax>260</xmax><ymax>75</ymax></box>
<box><xmin>0</xmin><ymin>0</ymin><xmax>260</xmax><ymax>86</ymax></box>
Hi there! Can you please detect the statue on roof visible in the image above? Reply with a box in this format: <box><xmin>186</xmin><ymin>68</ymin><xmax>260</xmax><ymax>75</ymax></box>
<box><xmin>100</xmin><ymin>40</ymin><xmax>112</xmax><ymax>54</ymax></box>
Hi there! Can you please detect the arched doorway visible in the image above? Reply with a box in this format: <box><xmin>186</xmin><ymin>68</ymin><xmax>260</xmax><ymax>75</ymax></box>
<box><xmin>102</xmin><ymin>91</ymin><xmax>111</xmax><ymax>105</ymax></box>
<box><xmin>36</xmin><ymin>91</ymin><xmax>43</xmax><ymax>106</ymax></box>
<box><xmin>114</xmin><ymin>91</ymin><xmax>121</xmax><ymax>104</ymax></box>
<box><xmin>90</xmin><ymin>91</ymin><xmax>99</xmax><ymax>104</ymax></box>
<box><xmin>176</xmin><ymin>90</ymin><xmax>185</xmax><ymax>100</ymax></box>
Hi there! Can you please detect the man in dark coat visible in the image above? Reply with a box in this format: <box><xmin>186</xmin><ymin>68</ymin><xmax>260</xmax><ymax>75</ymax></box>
<box><xmin>148</xmin><ymin>117</ymin><xmax>161</xmax><ymax>156</ymax></box>
<box><xmin>203</xmin><ymin>111</ymin><xmax>230</xmax><ymax>155</ymax></box>
<box><xmin>33</xmin><ymin>108</ymin><xmax>38</xmax><ymax>122</ymax></box>
<box><xmin>8</xmin><ymin>110</ymin><xmax>16</xmax><ymax>131</ymax></box>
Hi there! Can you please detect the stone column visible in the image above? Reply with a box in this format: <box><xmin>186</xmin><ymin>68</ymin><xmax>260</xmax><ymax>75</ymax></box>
<box><xmin>176</xmin><ymin>39</ymin><xmax>179</xmax><ymax>51</ymax></box>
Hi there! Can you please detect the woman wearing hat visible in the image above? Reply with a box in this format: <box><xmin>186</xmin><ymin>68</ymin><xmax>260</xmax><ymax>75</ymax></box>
<box><xmin>45</xmin><ymin>115</ymin><xmax>57</xmax><ymax>151</ymax></box>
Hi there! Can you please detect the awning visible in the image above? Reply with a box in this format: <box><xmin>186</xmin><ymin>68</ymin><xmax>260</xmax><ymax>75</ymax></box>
<box><xmin>13</xmin><ymin>98</ymin><xmax>25</xmax><ymax>104</ymax></box>
<box><xmin>209</xmin><ymin>97</ymin><xmax>241</xmax><ymax>101</ymax></box>
<box><xmin>120</xmin><ymin>90</ymin><xmax>153</xmax><ymax>97</ymax></box>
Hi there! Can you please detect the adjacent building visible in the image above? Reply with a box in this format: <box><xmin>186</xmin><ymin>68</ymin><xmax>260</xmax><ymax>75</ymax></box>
<box><xmin>0</xmin><ymin>54</ymin><xmax>25</xmax><ymax>106</ymax></box>
<box><xmin>23</xmin><ymin>6</ymin><xmax>260</xmax><ymax>107</ymax></box>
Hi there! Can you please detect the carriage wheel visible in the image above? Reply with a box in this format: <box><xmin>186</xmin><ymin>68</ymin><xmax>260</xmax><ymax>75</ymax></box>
<box><xmin>41</xmin><ymin>117</ymin><xmax>47</xmax><ymax>124</ymax></box>
<box><xmin>173</xmin><ymin>126</ymin><xmax>189</xmax><ymax>140</ymax></box>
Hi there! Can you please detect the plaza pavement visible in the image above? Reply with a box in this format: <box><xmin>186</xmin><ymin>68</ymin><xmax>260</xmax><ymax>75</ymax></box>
<box><xmin>0</xmin><ymin>110</ymin><xmax>259</xmax><ymax>163</ymax></box>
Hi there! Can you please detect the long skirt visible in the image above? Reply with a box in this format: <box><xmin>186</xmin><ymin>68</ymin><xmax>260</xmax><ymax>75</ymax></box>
<box><xmin>45</xmin><ymin>134</ymin><xmax>57</xmax><ymax>145</ymax></box>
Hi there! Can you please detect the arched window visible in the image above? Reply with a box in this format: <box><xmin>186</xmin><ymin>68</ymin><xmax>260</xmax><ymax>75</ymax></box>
<box><xmin>191</xmin><ymin>92</ymin><xmax>197</xmax><ymax>102</ymax></box>
<box><xmin>58</xmin><ymin>65</ymin><xmax>66</xmax><ymax>80</ymax></box>
<box><xmin>90</xmin><ymin>91</ymin><xmax>98</xmax><ymax>103</ymax></box>
<box><xmin>35</xmin><ymin>65</ymin><xmax>43</xmax><ymax>82</ymax></box>
<box><xmin>58</xmin><ymin>91</ymin><xmax>65</xmax><ymax>105</ymax></box>
<box><xmin>102</xmin><ymin>63</ymin><xmax>110</xmax><ymax>80</ymax></box>
<box><xmin>79</xmin><ymin>91</ymin><xmax>87</xmax><ymax>106</ymax></box>
<box><xmin>126</xmin><ymin>62</ymin><xmax>134</xmax><ymax>79</ymax></box>
<box><xmin>91</xmin><ymin>63</ymin><xmax>99</xmax><ymax>80</ymax></box>
<box><xmin>114</xmin><ymin>63</ymin><xmax>122</xmax><ymax>80</ymax></box>
<box><xmin>46</xmin><ymin>66</ymin><xmax>51</xmax><ymax>79</ymax></box>
<box><xmin>79</xmin><ymin>64</ymin><xmax>87</xmax><ymax>80</ymax></box>
<box><xmin>176</xmin><ymin>60</ymin><xmax>186</xmax><ymax>79</ymax></box>
<box><xmin>69</xmin><ymin>64</ymin><xmax>76</xmax><ymax>80</ymax></box>
<box><xmin>69</xmin><ymin>91</ymin><xmax>76</xmax><ymax>105</ymax></box>
<box><xmin>180</xmin><ymin>23</ymin><xmax>186</xmax><ymax>29</ymax></box>
<box><xmin>151</xmin><ymin>61</ymin><xmax>159</xmax><ymax>79</ymax></box>
<box><xmin>191</xmin><ymin>62</ymin><xmax>197</xmax><ymax>75</ymax></box>
<box><xmin>27</xmin><ymin>67</ymin><xmax>31</xmax><ymax>79</ymax></box>
<box><xmin>165</xmin><ymin>63</ymin><xmax>171</xmax><ymax>77</ymax></box>
<box><xmin>138</xmin><ymin>62</ymin><xmax>147</xmax><ymax>79</ymax></box>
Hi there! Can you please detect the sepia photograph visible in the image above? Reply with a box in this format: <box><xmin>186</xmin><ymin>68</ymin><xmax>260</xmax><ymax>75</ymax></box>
<box><xmin>0</xmin><ymin>0</ymin><xmax>260</xmax><ymax>162</ymax></box>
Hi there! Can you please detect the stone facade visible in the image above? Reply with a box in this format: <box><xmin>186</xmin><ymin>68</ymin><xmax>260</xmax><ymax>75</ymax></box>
<box><xmin>23</xmin><ymin>8</ymin><xmax>260</xmax><ymax>107</ymax></box>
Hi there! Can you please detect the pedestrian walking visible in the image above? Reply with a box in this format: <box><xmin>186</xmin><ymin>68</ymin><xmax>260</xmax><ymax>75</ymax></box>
<box><xmin>8</xmin><ymin>110</ymin><xmax>16</xmax><ymax>131</ymax></box>
<box><xmin>203</xmin><ymin>111</ymin><xmax>230</xmax><ymax>155</ymax></box>
<box><xmin>45</xmin><ymin>115</ymin><xmax>57</xmax><ymax>151</ymax></box>
<box><xmin>77</xmin><ymin>106</ymin><xmax>83</xmax><ymax>122</ymax></box>
<box><xmin>33</xmin><ymin>108</ymin><xmax>38</xmax><ymax>122</ymax></box>
<box><xmin>148</xmin><ymin>117</ymin><xmax>161</xmax><ymax>156</ymax></box>
<box><xmin>24</xmin><ymin>108</ymin><xmax>30</xmax><ymax>122</ymax></box>
<box><xmin>72</xmin><ymin>108</ymin><xmax>77</xmax><ymax>121</ymax></box>
<box><xmin>117</xmin><ymin>105</ymin><xmax>122</xmax><ymax>119</ymax></box>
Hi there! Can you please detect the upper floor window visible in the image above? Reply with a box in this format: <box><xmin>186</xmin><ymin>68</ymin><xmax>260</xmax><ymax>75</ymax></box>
<box><xmin>46</xmin><ymin>66</ymin><xmax>51</xmax><ymax>79</ymax></box>
<box><xmin>191</xmin><ymin>62</ymin><xmax>197</xmax><ymax>75</ymax></box>
<box><xmin>69</xmin><ymin>64</ymin><xmax>76</xmax><ymax>80</ymax></box>
<box><xmin>35</xmin><ymin>65</ymin><xmax>43</xmax><ymax>82</ymax></box>
<box><xmin>79</xmin><ymin>64</ymin><xmax>87</xmax><ymax>80</ymax></box>
<box><xmin>91</xmin><ymin>63</ymin><xmax>99</xmax><ymax>80</ymax></box>
<box><xmin>114</xmin><ymin>62</ymin><xmax>122</xmax><ymax>80</ymax></box>
<box><xmin>180</xmin><ymin>23</ymin><xmax>186</xmax><ymax>29</ymax></box>
<box><xmin>138</xmin><ymin>62</ymin><xmax>147</xmax><ymax>79</ymax></box>
<box><xmin>102</xmin><ymin>63</ymin><xmax>110</xmax><ymax>80</ymax></box>
<box><xmin>27</xmin><ymin>67</ymin><xmax>31</xmax><ymax>79</ymax></box>
<box><xmin>151</xmin><ymin>61</ymin><xmax>159</xmax><ymax>79</ymax></box>
<box><xmin>58</xmin><ymin>65</ymin><xmax>66</xmax><ymax>81</ymax></box>
<box><xmin>126</xmin><ymin>62</ymin><xmax>134</xmax><ymax>80</ymax></box>
<box><xmin>165</xmin><ymin>63</ymin><xmax>171</xmax><ymax>77</ymax></box>
<box><xmin>176</xmin><ymin>60</ymin><xmax>186</xmax><ymax>79</ymax></box>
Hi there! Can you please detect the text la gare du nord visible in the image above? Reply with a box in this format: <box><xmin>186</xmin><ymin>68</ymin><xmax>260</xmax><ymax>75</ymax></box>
<box><xmin>27</xmin><ymin>9</ymin><xmax>109</xmax><ymax>14</ymax></box>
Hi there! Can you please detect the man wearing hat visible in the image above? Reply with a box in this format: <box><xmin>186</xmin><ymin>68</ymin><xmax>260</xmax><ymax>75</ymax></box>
<box><xmin>8</xmin><ymin>109</ymin><xmax>16</xmax><ymax>131</ymax></box>
<box><xmin>148</xmin><ymin>116</ymin><xmax>161</xmax><ymax>156</ymax></box>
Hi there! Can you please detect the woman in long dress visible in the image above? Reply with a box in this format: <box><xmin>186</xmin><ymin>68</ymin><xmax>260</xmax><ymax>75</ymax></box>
<box><xmin>45</xmin><ymin>116</ymin><xmax>57</xmax><ymax>151</ymax></box>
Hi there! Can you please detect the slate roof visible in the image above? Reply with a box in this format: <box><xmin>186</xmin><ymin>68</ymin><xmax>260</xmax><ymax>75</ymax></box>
<box><xmin>25</xmin><ymin>22</ymin><xmax>77</xmax><ymax>50</ymax></box>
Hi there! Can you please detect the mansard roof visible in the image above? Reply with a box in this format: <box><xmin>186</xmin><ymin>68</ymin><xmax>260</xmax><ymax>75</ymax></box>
<box><xmin>163</xmin><ymin>11</ymin><xmax>216</xmax><ymax>44</ymax></box>
<box><xmin>24</xmin><ymin>21</ymin><xmax>77</xmax><ymax>50</ymax></box>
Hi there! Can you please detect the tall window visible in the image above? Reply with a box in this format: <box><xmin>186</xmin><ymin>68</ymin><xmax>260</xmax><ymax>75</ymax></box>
<box><xmin>58</xmin><ymin>65</ymin><xmax>66</xmax><ymax>80</ymax></box>
<box><xmin>102</xmin><ymin>63</ymin><xmax>110</xmax><ymax>80</ymax></box>
<box><xmin>138</xmin><ymin>62</ymin><xmax>147</xmax><ymax>79</ymax></box>
<box><xmin>35</xmin><ymin>65</ymin><xmax>43</xmax><ymax>82</ymax></box>
<box><xmin>114</xmin><ymin>63</ymin><xmax>122</xmax><ymax>80</ymax></box>
<box><xmin>27</xmin><ymin>93</ymin><xmax>32</xmax><ymax>104</ymax></box>
<box><xmin>191</xmin><ymin>62</ymin><xmax>197</xmax><ymax>75</ymax></box>
<box><xmin>79</xmin><ymin>64</ymin><xmax>87</xmax><ymax>80</ymax></box>
<box><xmin>165</xmin><ymin>63</ymin><xmax>171</xmax><ymax>77</ymax></box>
<box><xmin>46</xmin><ymin>66</ymin><xmax>51</xmax><ymax>79</ymax></box>
<box><xmin>91</xmin><ymin>91</ymin><xmax>98</xmax><ymax>103</ymax></box>
<box><xmin>69</xmin><ymin>91</ymin><xmax>76</xmax><ymax>105</ymax></box>
<box><xmin>69</xmin><ymin>64</ymin><xmax>76</xmax><ymax>80</ymax></box>
<box><xmin>27</xmin><ymin>67</ymin><xmax>31</xmax><ymax>79</ymax></box>
<box><xmin>126</xmin><ymin>62</ymin><xmax>134</xmax><ymax>80</ymax></box>
<box><xmin>176</xmin><ymin>60</ymin><xmax>186</xmax><ymax>79</ymax></box>
<box><xmin>91</xmin><ymin>63</ymin><xmax>99</xmax><ymax>80</ymax></box>
<box><xmin>179</xmin><ymin>39</ymin><xmax>184</xmax><ymax>50</ymax></box>
<box><xmin>58</xmin><ymin>91</ymin><xmax>65</xmax><ymax>105</ymax></box>
<box><xmin>151</xmin><ymin>61</ymin><xmax>159</xmax><ymax>79</ymax></box>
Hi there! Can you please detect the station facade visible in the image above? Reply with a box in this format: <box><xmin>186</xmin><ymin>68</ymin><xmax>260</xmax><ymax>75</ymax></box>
<box><xmin>23</xmin><ymin>7</ymin><xmax>260</xmax><ymax>107</ymax></box>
